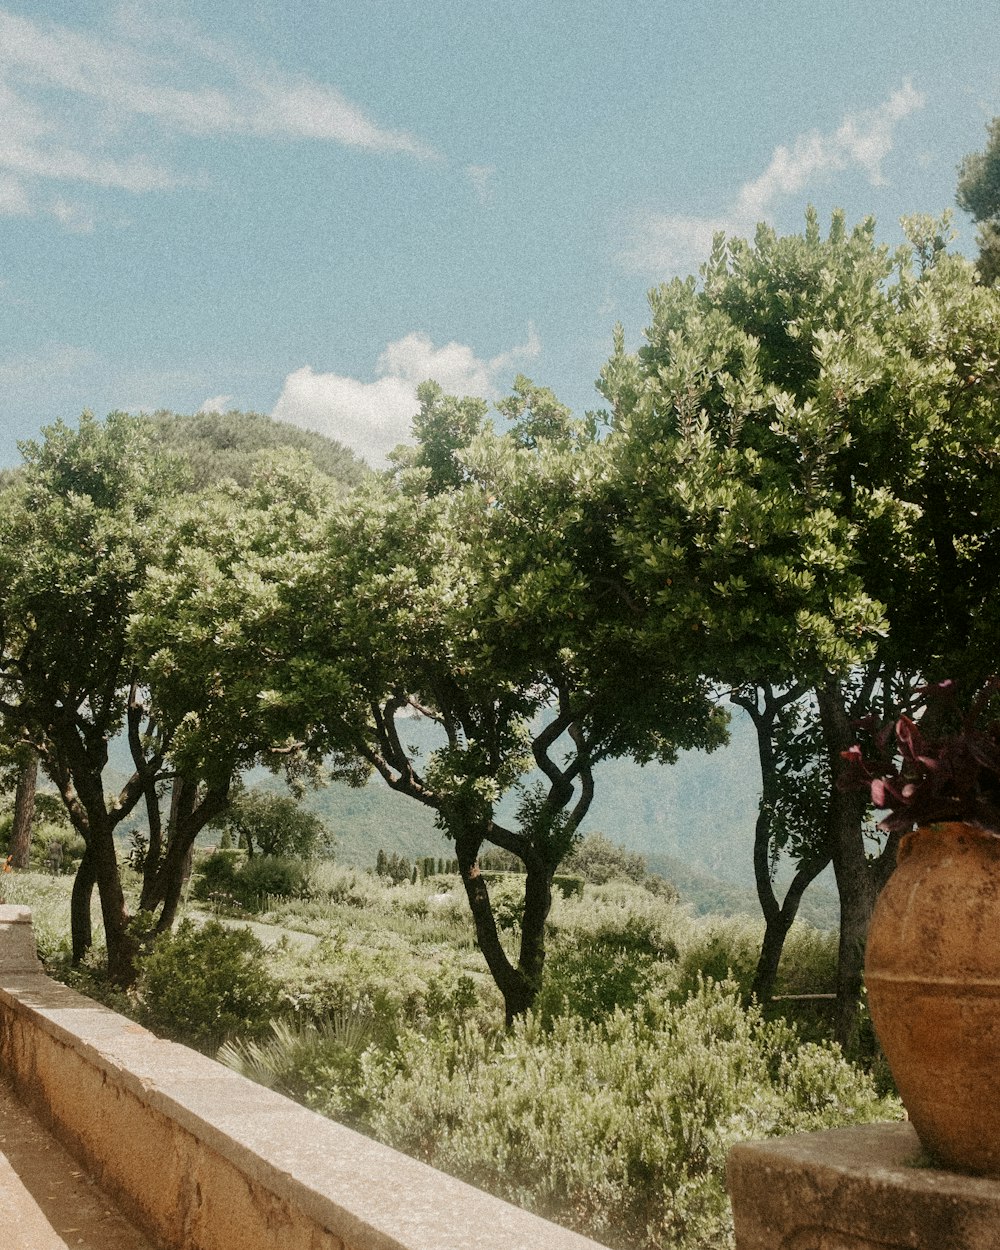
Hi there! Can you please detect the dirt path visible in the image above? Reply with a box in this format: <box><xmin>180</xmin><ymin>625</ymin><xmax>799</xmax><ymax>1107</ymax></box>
<box><xmin>0</xmin><ymin>1080</ymin><xmax>157</xmax><ymax>1250</ymax></box>
<box><xmin>188</xmin><ymin>908</ymin><xmax>322</xmax><ymax>952</ymax></box>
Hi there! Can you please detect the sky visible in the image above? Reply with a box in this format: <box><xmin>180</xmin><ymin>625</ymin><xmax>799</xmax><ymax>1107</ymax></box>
<box><xmin>1</xmin><ymin>0</ymin><xmax>999</xmax><ymax>469</ymax></box>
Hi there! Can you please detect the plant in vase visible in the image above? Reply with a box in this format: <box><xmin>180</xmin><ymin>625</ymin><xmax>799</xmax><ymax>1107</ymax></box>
<box><xmin>842</xmin><ymin>677</ymin><xmax>1000</xmax><ymax>1174</ymax></box>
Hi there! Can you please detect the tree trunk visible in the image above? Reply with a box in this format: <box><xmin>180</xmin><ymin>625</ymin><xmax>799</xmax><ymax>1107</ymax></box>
<box><xmin>140</xmin><ymin>777</ymin><xmax>229</xmax><ymax>932</ymax></box>
<box><xmin>90</xmin><ymin>820</ymin><xmax>136</xmax><ymax>986</ymax></box>
<box><xmin>518</xmin><ymin>852</ymin><xmax>554</xmax><ymax>999</ymax></box>
<box><xmin>70</xmin><ymin>847</ymin><xmax>96</xmax><ymax>964</ymax></box>
<box><xmin>751</xmin><ymin>857</ymin><xmax>831</xmax><ymax>1003</ymax></box>
<box><xmin>455</xmin><ymin>830</ymin><xmax>538</xmax><ymax>1024</ymax></box>
<box><xmin>9</xmin><ymin>753</ymin><xmax>37</xmax><ymax>869</ymax></box>
<box><xmin>59</xmin><ymin>754</ymin><xmax>137</xmax><ymax>983</ymax></box>
<box><xmin>816</xmin><ymin>679</ymin><xmax>875</xmax><ymax>1054</ymax></box>
<box><xmin>736</xmin><ymin>686</ymin><xmax>831</xmax><ymax>1005</ymax></box>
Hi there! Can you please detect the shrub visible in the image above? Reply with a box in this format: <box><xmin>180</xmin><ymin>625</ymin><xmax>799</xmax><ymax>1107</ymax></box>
<box><xmin>136</xmin><ymin>919</ymin><xmax>280</xmax><ymax>1051</ymax></box>
<box><xmin>191</xmin><ymin>849</ymin><xmax>242</xmax><ymax>902</ymax></box>
<box><xmin>563</xmin><ymin>832</ymin><xmax>647</xmax><ymax>885</ymax></box>
<box><xmin>676</xmin><ymin>915</ymin><xmax>762</xmax><ymax>1001</ymax></box>
<box><xmin>192</xmin><ymin>851</ymin><xmax>312</xmax><ymax>913</ymax></box>
<box><xmin>218</xmin><ymin>1006</ymin><xmax>375</xmax><ymax>1121</ymax></box>
<box><xmin>236</xmin><ymin>855</ymin><xmax>313</xmax><ymax>907</ymax></box>
<box><xmin>356</xmin><ymin>980</ymin><xmax>900</xmax><ymax>1250</ymax></box>
<box><xmin>29</xmin><ymin>823</ymin><xmax>86</xmax><ymax>873</ymax></box>
<box><xmin>482</xmin><ymin>873</ymin><xmax>525</xmax><ymax>931</ymax></box>
<box><xmin>536</xmin><ymin>911</ymin><xmax>679</xmax><ymax>1026</ymax></box>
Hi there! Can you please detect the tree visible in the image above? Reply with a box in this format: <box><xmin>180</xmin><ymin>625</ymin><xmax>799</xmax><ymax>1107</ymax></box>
<box><xmin>0</xmin><ymin>414</ymin><xmax>341</xmax><ymax>980</ymax></box>
<box><xmin>600</xmin><ymin>210</ymin><xmax>1000</xmax><ymax>1046</ymax></box>
<box><xmin>0</xmin><ymin>413</ymin><xmax>173</xmax><ymax>980</ymax></box>
<box><xmin>957</xmin><ymin>117</ymin><xmax>1000</xmax><ymax>285</ymax></box>
<box><xmin>128</xmin><ymin>451</ymin><xmax>341</xmax><ymax>931</ymax></box>
<box><xmin>237</xmin><ymin>379</ymin><xmax>727</xmax><ymax>1024</ymax></box>
<box><xmin>0</xmin><ymin>729</ymin><xmax>40</xmax><ymax>869</ymax></box>
<box><xmin>8</xmin><ymin>751</ymin><xmax>38</xmax><ymax>869</ymax></box>
<box><xmin>730</xmin><ymin>682</ymin><xmax>831</xmax><ymax>1004</ymax></box>
<box><xmin>210</xmin><ymin>788</ymin><xmax>334</xmax><ymax>859</ymax></box>
<box><xmin>562</xmin><ymin>832</ymin><xmax>648</xmax><ymax>885</ymax></box>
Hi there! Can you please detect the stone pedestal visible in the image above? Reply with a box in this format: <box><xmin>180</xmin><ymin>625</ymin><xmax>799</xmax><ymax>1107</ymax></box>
<box><xmin>727</xmin><ymin>1122</ymin><xmax>1000</xmax><ymax>1249</ymax></box>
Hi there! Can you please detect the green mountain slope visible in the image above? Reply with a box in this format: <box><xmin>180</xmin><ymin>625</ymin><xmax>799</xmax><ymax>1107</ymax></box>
<box><xmin>144</xmin><ymin>409</ymin><xmax>367</xmax><ymax>490</ymax></box>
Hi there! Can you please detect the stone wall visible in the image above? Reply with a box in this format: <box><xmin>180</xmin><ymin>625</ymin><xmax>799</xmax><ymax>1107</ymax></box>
<box><xmin>0</xmin><ymin>906</ymin><xmax>603</xmax><ymax>1250</ymax></box>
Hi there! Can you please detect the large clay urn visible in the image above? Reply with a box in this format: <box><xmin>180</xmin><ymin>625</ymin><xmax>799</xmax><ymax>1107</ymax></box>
<box><xmin>865</xmin><ymin>822</ymin><xmax>1000</xmax><ymax>1174</ymax></box>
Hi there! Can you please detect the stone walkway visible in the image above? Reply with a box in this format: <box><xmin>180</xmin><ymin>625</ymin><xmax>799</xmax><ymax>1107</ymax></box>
<box><xmin>0</xmin><ymin>1080</ymin><xmax>157</xmax><ymax>1250</ymax></box>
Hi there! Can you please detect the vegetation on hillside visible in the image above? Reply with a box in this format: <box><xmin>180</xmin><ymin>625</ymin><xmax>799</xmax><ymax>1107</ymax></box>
<box><xmin>144</xmin><ymin>409</ymin><xmax>367</xmax><ymax>490</ymax></box>
<box><xmin>2</xmin><ymin>862</ymin><xmax>899</xmax><ymax>1250</ymax></box>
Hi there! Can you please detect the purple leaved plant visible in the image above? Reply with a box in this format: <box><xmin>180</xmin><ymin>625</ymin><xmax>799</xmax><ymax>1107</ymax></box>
<box><xmin>841</xmin><ymin>678</ymin><xmax>1000</xmax><ymax>834</ymax></box>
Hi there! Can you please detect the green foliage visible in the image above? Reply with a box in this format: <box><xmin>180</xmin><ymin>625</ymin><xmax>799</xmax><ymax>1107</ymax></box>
<box><xmin>192</xmin><ymin>850</ymin><xmax>313</xmax><ymax>912</ymax></box>
<box><xmin>356</xmin><ymin>980</ymin><xmax>899</xmax><ymax>1250</ymax></box>
<box><xmin>217</xmin><ymin>1007</ymin><xmax>375</xmax><ymax>1120</ymax></box>
<box><xmin>144</xmin><ymin>409</ymin><xmax>366</xmax><ymax>491</ymax></box>
<box><xmin>564</xmin><ymin>831</ymin><xmax>648</xmax><ymax>884</ymax></box>
<box><xmin>29</xmin><ymin>823</ymin><xmax>86</xmax><ymax>873</ymax></box>
<box><xmin>130</xmin><ymin>452</ymin><xmax>339</xmax><ymax>790</ymax></box>
<box><xmin>136</xmin><ymin>919</ymin><xmax>280</xmax><ymax>1051</ymax></box>
<box><xmin>375</xmin><ymin>849</ymin><xmax>414</xmax><ymax>884</ymax></box>
<box><xmin>213</xmin><ymin>788</ymin><xmax>335</xmax><ymax>860</ymax></box>
<box><xmin>676</xmin><ymin>915</ymin><xmax>838</xmax><ymax>1006</ymax></box>
<box><xmin>957</xmin><ymin>117</ymin><xmax>1000</xmax><ymax>285</ymax></box>
<box><xmin>676</xmin><ymin>917</ymin><xmax>764</xmax><ymax>1002</ymax></box>
<box><xmin>191</xmin><ymin>848</ymin><xmax>242</xmax><ymax>902</ymax></box>
<box><xmin>236</xmin><ymin>855</ymin><xmax>314</xmax><ymax>907</ymax></box>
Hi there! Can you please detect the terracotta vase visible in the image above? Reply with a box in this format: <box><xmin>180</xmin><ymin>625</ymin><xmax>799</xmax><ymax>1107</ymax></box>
<box><xmin>865</xmin><ymin>822</ymin><xmax>1000</xmax><ymax>1174</ymax></box>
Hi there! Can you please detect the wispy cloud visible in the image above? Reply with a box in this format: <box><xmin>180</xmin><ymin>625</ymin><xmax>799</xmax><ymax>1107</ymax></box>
<box><xmin>198</xmin><ymin>394</ymin><xmax>235</xmax><ymax>414</ymax></box>
<box><xmin>272</xmin><ymin>328</ymin><xmax>541</xmax><ymax>466</ymax></box>
<box><xmin>0</xmin><ymin>7</ymin><xmax>441</xmax><ymax>228</ymax></box>
<box><xmin>622</xmin><ymin>81</ymin><xmax>925</xmax><ymax>275</ymax></box>
<box><xmin>0</xmin><ymin>343</ymin><xmax>99</xmax><ymax>387</ymax></box>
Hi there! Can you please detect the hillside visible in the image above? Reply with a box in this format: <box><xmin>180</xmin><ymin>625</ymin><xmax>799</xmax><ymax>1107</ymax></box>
<box><xmin>104</xmin><ymin>688</ymin><xmax>838</xmax><ymax>926</ymax></box>
<box><xmin>144</xmin><ymin>409</ymin><xmax>368</xmax><ymax>490</ymax></box>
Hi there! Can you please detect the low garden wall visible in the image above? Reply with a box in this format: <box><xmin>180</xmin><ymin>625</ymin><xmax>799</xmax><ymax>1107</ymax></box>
<box><xmin>0</xmin><ymin>905</ymin><xmax>602</xmax><ymax>1250</ymax></box>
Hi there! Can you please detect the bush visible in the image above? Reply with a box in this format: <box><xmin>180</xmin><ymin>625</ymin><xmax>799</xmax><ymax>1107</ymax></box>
<box><xmin>192</xmin><ymin>851</ymin><xmax>312</xmax><ymax>912</ymax></box>
<box><xmin>356</xmin><ymin>980</ymin><xmax>901</xmax><ymax>1250</ymax></box>
<box><xmin>29</xmin><ymin>822</ymin><xmax>86</xmax><ymax>873</ymax></box>
<box><xmin>676</xmin><ymin>915</ymin><xmax>762</xmax><ymax>1001</ymax></box>
<box><xmin>192</xmin><ymin>849</ymin><xmax>242</xmax><ymax>902</ymax></box>
<box><xmin>237</xmin><ymin>855</ymin><xmax>313</xmax><ymax>907</ymax></box>
<box><xmin>218</xmin><ymin>1006</ymin><xmax>376</xmax><ymax>1121</ymax></box>
<box><xmin>563</xmin><ymin>832</ymin><xmax>647</xmax><ymax>885</ymax></box>
<box><xmin>136</xmin><ymin>919</ymin><xmax>280</xmax><ymax>1051</ymax></box>
<box><xmin>536</xmin><ymin>911</ymin><xmax>678</xmax><ymax>1026</ymax></box>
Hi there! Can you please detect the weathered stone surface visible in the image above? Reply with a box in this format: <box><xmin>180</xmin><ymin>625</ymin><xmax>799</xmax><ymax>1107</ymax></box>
<box><xmin>0</xmin><ymin>905</ymin><xmax>43</xmax><ymax>974</ymax></box>
<box><xmin>728</xmin><ymin>1122</ymin><xmax>1000</xmax><ymax>1250</ymax></box>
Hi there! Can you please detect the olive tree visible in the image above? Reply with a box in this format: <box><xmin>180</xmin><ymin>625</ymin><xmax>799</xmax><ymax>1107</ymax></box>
<box><xmin>0</xmin><ymin>413</ymin><xmax>173</xmax><ymax>979</ymax></box>
<box><xmin>601</xmin><ymin>209</ymin><xmax>1000</xmax><ymax>1045</ymax></box>
<box><xmin>235</xmin><ymin>380</ymin><xmax>727</xmax><ymax>1023</ymax></box>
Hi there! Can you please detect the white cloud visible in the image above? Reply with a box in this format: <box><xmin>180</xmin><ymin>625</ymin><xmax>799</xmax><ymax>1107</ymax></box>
<box><xmin>272</xmin><ymin>328</ymin><xmax>541</xmax><ymax>466</ymax></box>
<box><xmin>0</xmin><ymin>6</ymin><xmax>441</xmax><ymax>227</ymax></box>
<box><xmin>622</xmin><ymin>80</ymin><xmax>925</xmax><ymax>275</ymax></box>
<box><xmin>197</xmin><ymin>394</ymin><xmax>234</xmax><ymax>414</ymax></box>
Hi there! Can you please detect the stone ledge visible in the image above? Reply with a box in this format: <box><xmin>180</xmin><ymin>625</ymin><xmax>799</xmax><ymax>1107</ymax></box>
<box><xmin>727</xmin><ymin>1121</ymin><xmax>1000</xmax><ymax>1250</ymax></box>
<box><xmin>0</xmin><ymin>906</ymin><xmax>603</xmax><ymax>1250</ymax></box>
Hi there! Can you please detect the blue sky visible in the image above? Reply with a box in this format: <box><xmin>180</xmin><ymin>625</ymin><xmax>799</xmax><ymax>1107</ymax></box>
<box><xmin>1</xmin><ymin>1</ymin><xmax>998</xmax><ymax>468</ymax></box>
